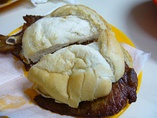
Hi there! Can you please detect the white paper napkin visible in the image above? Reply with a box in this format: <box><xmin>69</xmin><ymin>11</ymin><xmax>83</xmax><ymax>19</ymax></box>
<box><xmin>121</xmin><ymin>43</ymin><xmax>151</xmax><ymax>75</ymax></box>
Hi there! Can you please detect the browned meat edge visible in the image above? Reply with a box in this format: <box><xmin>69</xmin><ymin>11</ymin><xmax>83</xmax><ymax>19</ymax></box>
<box><xmin>0</xmin><ymin>15</ymin><xmax>44</xmax><ymax>70</ymax></box>
<box><xmin>0</xmin><ymin>15</ymin><xmax>43</xmax><ymax>53</ymax></box>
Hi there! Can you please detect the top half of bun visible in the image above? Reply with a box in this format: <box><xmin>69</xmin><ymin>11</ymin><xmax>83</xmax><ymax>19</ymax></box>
<box><xmin>22</xmin><ymin>4</ymin><xmax>133</xmax><ymax>80</ymax></box>
<box><xmin>21</xmin><ymin>4</ymin><xmax>111</xmax><ymax>64</ymax></box>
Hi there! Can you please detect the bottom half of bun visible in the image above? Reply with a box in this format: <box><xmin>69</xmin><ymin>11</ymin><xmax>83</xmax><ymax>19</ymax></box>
<box><xmin>34</xmin><ymin>64</ymin><xmax>138</xmax><ymax>117</ymax></box>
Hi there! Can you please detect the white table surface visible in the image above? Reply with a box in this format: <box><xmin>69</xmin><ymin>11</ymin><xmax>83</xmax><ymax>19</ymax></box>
<box><xmin>0</xmin><ymin>0</ymin><xmax>157</xmax><ymax>118</ymax></box>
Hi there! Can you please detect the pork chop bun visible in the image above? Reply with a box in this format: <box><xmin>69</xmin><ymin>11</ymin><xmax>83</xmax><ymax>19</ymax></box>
<box><xmin>27</xmin><ymin>5</ymin><xmax>133</xmax><ymax>108</ymax></box>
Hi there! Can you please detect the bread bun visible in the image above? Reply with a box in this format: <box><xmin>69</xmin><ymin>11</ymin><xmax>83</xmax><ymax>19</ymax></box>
<box><xmin>28</xmin><ymin>45</ymin><xmax>113</xmax><ymax>108</ymax></box>
<box><xmin>27</xmin><ymin>4</ymin><xmax>133</xmax><ymax>108</ymax></box>
<box><xmin>98</xmin><ymin>29</ymin><xmax>125</xmax><ymax>82</ymax></box>
<box><xmin>22</xmin><ymin>4</ymin><xmax>110</xmax><ymax>63</ymax></box>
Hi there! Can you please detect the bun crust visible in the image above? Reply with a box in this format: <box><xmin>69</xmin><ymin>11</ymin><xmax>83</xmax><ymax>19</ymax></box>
<box><xmin>28</xmin><ymin>45</ymin><xmax>113</xmax><ymax>108</ymax></box>
<box><xmin>48</xmin><ymin>4</ymin><xmax>111</xmax><ymax>32</ymax></box>
<box><xmin>98</xmin><ymin>30</ymin><xmax>125</xmax><ymax>82</ymax></box>
<box><xmin>121</xmin><ymin>46</ymin><xmax>133</xmax><ymax>68</ymax></box>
